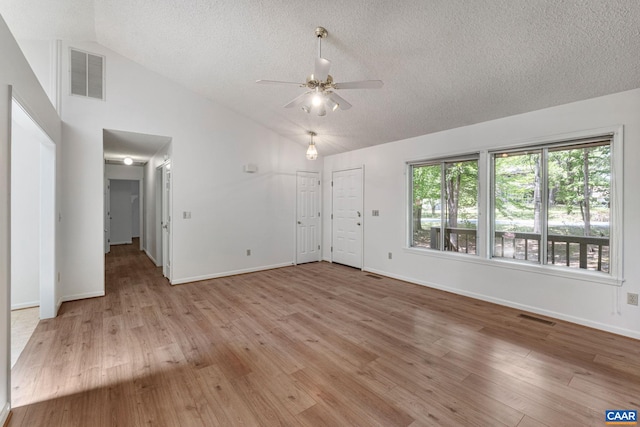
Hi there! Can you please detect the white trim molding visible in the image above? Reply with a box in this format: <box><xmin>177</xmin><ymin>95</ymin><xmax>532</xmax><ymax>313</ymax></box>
<box><xmin>364</xmin><ymin>267</ymin><xmax>640</xmax><ymax>340</ymax></box>
<box><xmin>1</xmin><ymin>402</ymin><xmax>10</xmax><ymax>426</ymax></box>
<box><xmin>172</xmin><ymin>263</ymin><xmax>294</xmax><ymax>285</ymax></box>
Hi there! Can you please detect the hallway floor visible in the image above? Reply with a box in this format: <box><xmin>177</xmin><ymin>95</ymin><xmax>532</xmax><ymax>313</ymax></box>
<box><xmin>11</xmin><ymin>307</ymin><xmax>39</xmax><ymax>368</ymax></box>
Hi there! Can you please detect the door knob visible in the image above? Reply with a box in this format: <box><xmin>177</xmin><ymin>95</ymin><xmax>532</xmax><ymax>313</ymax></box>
<box><xmin>297</xmin><ymin>221</ymin><xmax>302</xmax><ymax>224</ymax></box>
<box><xmin>357</xmin><ymin>211</ymin><xmax>361</xmax><ymax>217</ymax></box>
<box><xmin>357</xmin><ymin>222</ymin><xmax>361</xmax><ymax>226</ymax></box>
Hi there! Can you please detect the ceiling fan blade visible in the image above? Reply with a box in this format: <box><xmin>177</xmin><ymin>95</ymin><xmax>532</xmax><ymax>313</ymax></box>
<box><xmin>283</xmin><ymin>91</ymin><xmax>312</xmax><ymax>108</ymax></box>
<box><xmin>256</xmin><ymin>79</ymin><xmax>304</xmax><ymax>86</ymax></box>
<box><xmin>314</xmin><ymin>57</ymin><xmax>331</xmax><ymax>82</ymax></box>
<box><xmin>333</xmin><ymin>80</ymin><xmax>384</xmax><ymax>90</ymax></box>
<box><xmin>327</xmin><ymin>92</ymin><xmax>352</xmax><ymax>110</ymax></box>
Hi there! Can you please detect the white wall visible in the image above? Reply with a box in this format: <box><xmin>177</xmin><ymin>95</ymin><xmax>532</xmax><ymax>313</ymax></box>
<box><xmin>323</xmin><ymin>88</ymin><xmax>640</xmax><ymax>339</ymax></box>
<box><xmin>10</xmin><ymin>117</ymin><xmax>41</xmax><ymax>309</ymax></box>
<box><xmin>54</xmin><ymin>40</ymin><xmax>319</xmax><ymax>295</ymax></box>
<box><xmin>13</xmin><ymin>39</ymin><xmax>55</xmax><ymax>106</ymax></box>
<box><xmin>105</xmin><ymin>163</ymin><xmax>143</xmax><ymax>181</ymax></box>
<box><xmin>0</xmin><ymin>15</ymin><xmax>62</xmax><ymax>425</ymax></box>
<box><xmin>132</xmin><ymin>181</ymin><xmax>140</xmax><ymax>238</ymax></box>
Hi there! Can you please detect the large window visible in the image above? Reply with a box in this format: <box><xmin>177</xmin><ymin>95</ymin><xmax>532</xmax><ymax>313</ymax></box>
<box><xmin>411</xmin><ymin>156</ymin><xmax>479</xmax><ymax>254</ymax></box>
<box><xmin>492</xmin><ymin>138</ymin><xmax>611</xmax><ymax>272</ymax></box>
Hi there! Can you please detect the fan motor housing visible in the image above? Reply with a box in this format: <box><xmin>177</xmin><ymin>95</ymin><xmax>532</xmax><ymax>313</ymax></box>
<box><xmin>306</xmin><ymin>74</ymin><xmax>333</xmax><ymax>90</ymax></box>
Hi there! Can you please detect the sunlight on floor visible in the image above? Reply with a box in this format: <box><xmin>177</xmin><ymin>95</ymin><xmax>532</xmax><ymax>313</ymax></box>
<box><xmin>11</xmin><ymin>307</ymin><xmax>39</xmax><ymax>368</ymax></box>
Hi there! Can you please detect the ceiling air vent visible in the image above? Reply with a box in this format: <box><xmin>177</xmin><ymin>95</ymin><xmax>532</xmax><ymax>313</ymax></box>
<box><xmin>70</xmin><ymin>48</ymin><xmax>104</xmax><ymax>100</ymax></box>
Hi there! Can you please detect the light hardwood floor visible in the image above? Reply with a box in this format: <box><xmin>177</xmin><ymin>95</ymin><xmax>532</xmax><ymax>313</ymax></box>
<box><xmin>8</xmin><ymin>242</ymin><xmax>640</xmax><ymax>426</ymax></box>
<box><xmin>10</xmin><ymin>307</ymin><xmax>39</xmax><ymax>368</ymax></box>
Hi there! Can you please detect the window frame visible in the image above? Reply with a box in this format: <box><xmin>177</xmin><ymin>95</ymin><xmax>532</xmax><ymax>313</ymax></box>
<box><xmin>404</xmin><ymin>126</ymin><xmax>623</xmax><ymax>286</ymax></box>
<box><xmin>408</xmin><ymin>153</ymin><xmax>480</xmax><ymax>256</ymax></box>
<box><xmin>488</xmin><ymin>128</ymin><xmax>623</xmax><ymax>282</ymax></box>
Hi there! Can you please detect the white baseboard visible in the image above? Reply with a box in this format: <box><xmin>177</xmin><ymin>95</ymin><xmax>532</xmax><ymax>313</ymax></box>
<box><xmin>172</xmin><ymin>262</ymin><xmax>294</xmax><ymax>285</ymax></box>
<box><xmin>56</xmin><ymin>297</ymin><xmax>63</xmax><ymax>315</ymax></box>
<box><xmin>364</xmin><ymin>267</ymin><xmax>640</xmax><ymax>341</ymax></box>
<box><xmin>144</xmin><ymin>249</ymin><xmax>159</xmax><ymax>266</ymax></box>
<box><xmin>61</xmin><ymin>291</ymin><xmax>105</xmax><ymax>303</ymax></box>
<box><xmin>1</xmin><ymin>402</ymin><xmax>10</xmax><ymax>427</ymax></box>
<box><xmin>11</xmin><ymin>301</ymin><xmax>39</xmax><ymax>310</ymax></box>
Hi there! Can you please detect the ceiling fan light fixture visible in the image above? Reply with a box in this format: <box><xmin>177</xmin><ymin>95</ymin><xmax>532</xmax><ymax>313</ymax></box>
<box><xmin>325</xmin><ymin>97</ymin><xmax>339</xmax><ymax>112</ymax></box>
<box><xmin>306</xmin><ymin>131</ymin><xmax>318</xmax><ymax>160</ymax></box>
<box><xmin>312</xmin><ymin>92</ymin><xmax>323</xmax><ymax>107</ymax></box>
<box><xmin>257</xmin><ymin>26</ymin><xmax>383</xmax><ymax>114</ymax></box>
<box><xmin>123</xmin><ymin>157</ymin><xmax>133</xmax><ymax>165</ymax></box>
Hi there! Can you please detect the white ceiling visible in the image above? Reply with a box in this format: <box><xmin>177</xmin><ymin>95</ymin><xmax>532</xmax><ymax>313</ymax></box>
<box><xmin>3</xmin><ymin>1</ymin><xmax>640</xmax><ymax>155</ymax></box>
<box><xmin>103</xmin><ymin>129</ymin><xmax>171</xmax><ymax>163</ymax></box>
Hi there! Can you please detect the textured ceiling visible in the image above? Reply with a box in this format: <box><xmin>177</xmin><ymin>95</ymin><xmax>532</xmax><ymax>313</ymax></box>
<box><xmin>3</xmin><ymin>1</ymin><xmax>640</xmax><ymax>156</ymax></box>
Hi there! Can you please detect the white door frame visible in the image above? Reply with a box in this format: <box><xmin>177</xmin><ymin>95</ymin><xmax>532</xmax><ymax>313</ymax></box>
<box><xmin>161</xmin><ymin>161</ymin><xmax>172</xmax><ymax>282</ymax></box>
<box><xmin>331</xmin><ymin>166</ymin><xmax>364</xmax><ymax>269</ymax></box>
<box><xmin>11</xmin><ymin>98</ymin><xmax>57</xmax><ymax>319</ymax></box>
<box><xmin>295</xmin><ymin>170</ymin><xmax>321</xmax><ymax>265</ymax></box>
<box><xmin>154</xmin><ymin>165</ymin><xmax>163</xmax><ymax>266</ymax></box>
<box><xmin>38</xmin><ymin>138</ymin><xmax>56</xmax><ymax>319</ymax></box>
<box><xmin>137</xmin><ymin>180</ymin><xmax>144</xmax><ymax>251</ymax></box>
<box><xmin>104</xmin><ymin>178</ymin><xmax>111</xmax><ymax>253</ymax></box>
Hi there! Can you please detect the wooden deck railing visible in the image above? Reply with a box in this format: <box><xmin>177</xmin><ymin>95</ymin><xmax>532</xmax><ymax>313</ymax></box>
<box><xmin>428</xmin><ymin>227</ymin><xmax>609</xmax><ymax>271</ymax></box>
<box><xmin>429</xmin><ymin>227</ymin><xmax>477</xmax><ymax>254</ymax></box>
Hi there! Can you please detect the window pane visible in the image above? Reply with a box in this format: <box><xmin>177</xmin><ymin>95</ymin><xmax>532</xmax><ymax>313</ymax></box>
<box><xmin>547</xmin><ymin>144</ymin><xmax>610</xmax><ymax>272</ymax></box>
<box><xmin>493</xmin><ymin>150</ymin><xmax>542</xmax><ymax>262</ymax></box>
<box><xmin>444</xmin><ymin>160</ymin><xmax>478</xmax><ymax>254</ymax></box>
<box><xmin>412</xmin><ymin>164</ymin><xmax>441</xmax><ymax>249</ymax></box>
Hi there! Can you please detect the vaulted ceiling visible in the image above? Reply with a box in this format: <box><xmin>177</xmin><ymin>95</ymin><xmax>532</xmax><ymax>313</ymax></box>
<box><xmin>2</xmin><ymin>1</ymin><xmax>640</xmax><ymax>155</ymax></box>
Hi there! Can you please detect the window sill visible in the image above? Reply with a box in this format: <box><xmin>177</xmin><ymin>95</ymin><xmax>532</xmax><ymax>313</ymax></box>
<box><xmin>402</xmin><ymin>247</ymin><xmax>624</xmax><ymax>287</ymax></box>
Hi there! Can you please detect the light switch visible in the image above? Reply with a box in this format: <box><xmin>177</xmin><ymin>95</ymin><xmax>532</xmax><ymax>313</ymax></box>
<box><xmin>183</xmin><ymin>211</ymin><xmax>191</xmax><ymax>219</ymax></box>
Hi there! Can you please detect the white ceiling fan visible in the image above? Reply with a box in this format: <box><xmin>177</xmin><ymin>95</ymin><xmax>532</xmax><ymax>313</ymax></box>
<box><xmin>257</xmin><ymin>27</ymin><xmax>383</xmax><ymax>116</ymax></box>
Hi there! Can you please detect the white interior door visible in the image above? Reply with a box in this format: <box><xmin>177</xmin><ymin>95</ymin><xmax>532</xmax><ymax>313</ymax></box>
<box><xmin>296</xmin><ymin>171</ymin><xmax>321</xmax><ymax>264</ymax></box>
<box><xmin>332</xmin><ymin>168</ymin><xmax>363</xmax><ymax>269</ymax></box>
<box><xmin>162</xmin><ymin>162</ymin><xmax>171</xmax><ymax>280</ymax></box>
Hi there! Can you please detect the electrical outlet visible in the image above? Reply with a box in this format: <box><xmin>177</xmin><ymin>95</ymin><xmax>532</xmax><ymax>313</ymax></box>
<box><xmin>388</xmin><ymin>252</ymin><xmax>392</xmax><ymax>260</ymax></box>
<box><xmin>627</xmin><ymin>293</ymin><xmax>639</xmax><ymax>306</ymax></box>
<box><xmin>246</xmin><ymin>249</ymin><xmax>251</xmax><ymax>256</ymax></box>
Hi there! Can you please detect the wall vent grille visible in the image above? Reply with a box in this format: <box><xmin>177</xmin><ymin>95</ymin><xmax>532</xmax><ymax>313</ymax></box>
<box><xmin>70</xmin><ymin>48</ymin><xmax>104</xmax><ymax>100</ymax></box>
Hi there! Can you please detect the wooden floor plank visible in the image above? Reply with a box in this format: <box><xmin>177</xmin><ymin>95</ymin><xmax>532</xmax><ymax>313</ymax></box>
<box><xmin>8</xmin><ymin>240</ymin><xmax>639</xmax><ymax>426</ymax></box>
